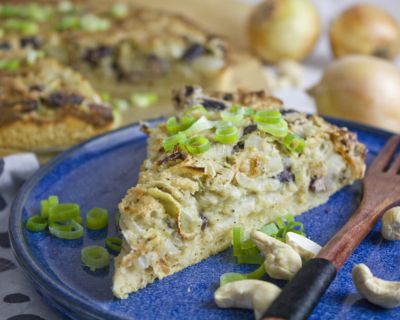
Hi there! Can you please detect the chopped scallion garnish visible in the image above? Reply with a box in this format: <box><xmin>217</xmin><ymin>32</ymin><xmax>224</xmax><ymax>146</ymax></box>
<box><xmin>232</xmin><ymin>227</ymin><xmax>243</xmax><ymax>257</ymax></box>
<box><xmin>4</xmin><ymin>19</ymin><xmax>39</xmax><ymax>35</ymax></box>
<box><xmin>112</xmin><ymin>98</ymin><xmax>129</xmax><ymax>111</ymax></box>
<box><xmin>80</xmin><ymin>14</ymin><xmax>110</xmax><ymax>32</ymax></box>
<box><xmin>185</xmin><ymin>136</ymin><xmax>210</xmax><ymax>154</ymax></box>
<box><xmin>220</xmin><ymin>264</ymin><xmax>265</xmax><ymax>287</ymax></box>
<box><xmin>105</xmin><ymin>237</ymin><xmax>122</xmax><ymax>253</ymax></box>
<box><xmin>237</xmin><ymin>251</ymin><xmax>264</xmax><ymax>265</ymax></box>
<box><xmin>0</xmin><ymin>59</ymin><xmax>20</xmax><ymax>71</ymax></box>
<box><xmin>25</xmin><ymin>216</ymin><xmax>48</xmax><ymax>232</ymax></box>
<box><xmin>257</xmin><ymin>118</ymin><xmax>288</xmax><ymax>138</ymax></box>
<box><xmin>259</xmin><ymin>222</ymin><xmax>279</xmax><ymax>236</ymax></box>
<box><xmin>221</xmin><ymin>105</ymin><xmax>244</xmax><ymax>123</ymax></box>
<box><xmin>81</xmin><ymin>245</ymin><xmax>110</xmax><ymax>271</ymax></box>
<box><xmin>283</xmin><ymin>133</ymin><xmax>305</xmax><ymax>153</ymax></box>
<box><xmin>163</xmin><ymin>132</ymin><xmax>187</xmax><ymax>152</ymax></box>
<box><xmin>49</xmin><ymin>220</ymin><xmax>84</xmax><ymax>240</ymax></box>
<box><xmin>40</xmin><ymin>195</ymin><xmax>59</xmax><ymax>218</ymax></box>
<box><xmin>57</xmin><ymin>15</ymin><xmax>80</xmax><ymax>30</ymax></box>
<box><xmin>110</xmin><ymin>3</ymin><xmax>129</xmax><ymax>19</ymax></box>
<box><xmin>253</xmin><ymin>110</ymin><xmax>282</xmax><ymax>124</ymax></box>
<box><xmin>183</xmin><ymin>105</ymin><xmax>210</xmax><ymax>119</ymax></box>
<box><xmin>86</xmin><ymin>208</ymin><xmax>109</xmax><ymax>230</ymax></box>
<box><xmin>131</xmin><ymin>92</ymin><xmax>158</xmax><ymax>108</ymax></box>
<box><xmin>215</xmin><ymin>125</ymin><xmax>239</xmax><ymax>144</ymax></box>
<box><xmin>58</xmin><ymin>1</ymin><xmax>74</xmax><ymax>13</ymax></box>
<box><xmin>183</xmin><ymin>116</ymin><xmax>213</xmax><ymax>136</ymax></box>
<box><xmin>48</xmin><ymin>203</ymin><xmax>81</xmax><ymax>223</ymax></box>
<box><xmin>166</xmin><ymin>117</ymin><xmax>182</xmax><ymax>135</ymax></box>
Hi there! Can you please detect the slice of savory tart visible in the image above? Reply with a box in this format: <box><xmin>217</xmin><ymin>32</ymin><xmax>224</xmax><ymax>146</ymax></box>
<box><xmin>113</xmin><ymin>86</ymin><xmax>366</xmax><ymax>298</ymax></box>
<box><xmin>0</xmin><ymin>0</ymin><xmax>232</xmax><ymax>108</ymax></box>
<box><xmin>0</xmin><ymin>50</ymin><xmax>116</xmax><ymax>152</ymax></box>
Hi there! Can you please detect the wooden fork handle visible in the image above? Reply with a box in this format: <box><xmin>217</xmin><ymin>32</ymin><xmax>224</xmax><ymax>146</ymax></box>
<box><xmin>262</xmin><ymin>198</ymin><xmax>394</xmax><ymax>320</ymax></box>
<box><xmin>261</xmin><ymin>258</ymin><xmax>337</xmax><ymax>320</ymax></box>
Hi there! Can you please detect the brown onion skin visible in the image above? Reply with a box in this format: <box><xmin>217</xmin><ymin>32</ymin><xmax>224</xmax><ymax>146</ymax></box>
<box><xmin>247</xmin><ymin>0</ymin><xmax>320</xmax><ymax>63</ymax></box>
<box><xmin>330</xmin><ymin>4</ymin><xmax>400</xmax><ymax>60</ymax></box>
<box><xmin>309</xmin><ymin>55</ymin><xmax>400</xmax><ymax>132</ymax></box>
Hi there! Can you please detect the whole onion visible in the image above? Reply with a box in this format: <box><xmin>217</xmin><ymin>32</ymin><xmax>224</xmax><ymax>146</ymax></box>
<box><xmin>330</xmin><ymin>4</ymin><xmax>400</xmax><ymax>59</ymax></box>
<box><xmin>247</xmin><ymin>0</ymin><xmax>320</xmax><ymax>63</ymax></box>
<box><xmin>308</xmin><ymin>55</ymin><xmax>400</xmax><ymax>132</ymax></box>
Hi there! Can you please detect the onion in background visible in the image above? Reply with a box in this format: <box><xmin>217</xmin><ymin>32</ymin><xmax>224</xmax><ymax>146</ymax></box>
<box><xmin>247</xmin><ymin>0</ymin><xmax>320</xmax><ymax>63</ymax></box>
<box><xmin>308</xmin><ymin>55</ymin><xmax>400</xmax><ymax>132</ymax></box>
<box><xmin>330</xmin><ymin>4</ymin><xmax>400</xmax><ymax>59</ymax></box>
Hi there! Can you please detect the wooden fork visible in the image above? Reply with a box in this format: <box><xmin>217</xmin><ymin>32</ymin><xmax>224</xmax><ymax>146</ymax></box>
<box><xmin>262</xmin><ymin>135</ymin><xmax>400</xmax><ymax>320</ymax></box>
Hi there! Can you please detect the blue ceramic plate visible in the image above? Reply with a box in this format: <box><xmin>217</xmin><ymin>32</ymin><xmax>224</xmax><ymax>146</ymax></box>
<box><xmin>9</xmin><ymin>118</ymin><xmax>400</xmax><ymax>320</ymax></box>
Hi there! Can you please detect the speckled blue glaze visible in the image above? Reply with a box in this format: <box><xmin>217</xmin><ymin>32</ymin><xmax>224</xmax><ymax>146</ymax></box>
<box><xmin>9</xmin><ymin>117</ymin><xmax>400</xmax><ymax>320</ymax></box>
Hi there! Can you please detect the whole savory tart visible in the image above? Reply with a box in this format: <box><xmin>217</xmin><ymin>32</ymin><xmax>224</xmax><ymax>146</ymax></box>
<box><xmin>0</xmin><ymin>50</ymin><xmax>115</xmax><ymax>151</ymax></box>
<box><xmin>113</xmin><ymin>86</ymin><xmax>366</xmax><ymax>298</ymax></box>
<box><xmin>0</xmin><ymin>1</ymin><xmax>231</xmax><ymax>105</ymax></box>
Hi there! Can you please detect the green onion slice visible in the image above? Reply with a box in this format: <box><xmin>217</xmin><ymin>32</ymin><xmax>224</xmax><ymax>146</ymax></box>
<box><xmin>110</xmin><ymin>3</ymin><xmax>128</xmax><ymax>18</ymax></box>
<box><xmin>49</xmin><ymin>220</ymin><xmax>84</xmax><ymax>240</ymax></box>
<box><xmin>283</xmin><ymin>133</ymin><xmax>305</xmax><ymax>153</ymax></box>
<box><xmin>221</xmin><ymin>105</ymin><xmax>244</xmax><ymax>124</ymax></box>
<box><xmin>25</xmin><ymin>4</ymin><xmax>52</xmax><ymax>22</ymax></box>
<box><xmin>4</xmin><ymin>19</ymin><xmax>39</xmax><ymax>35</ymax></box>
<box><xmin>184</xmin><ymin>116</ymin><xmax>213</xmax><ymax>136</ymax></box>
<box><xmin>254</xmin><ymin>110</ymin><xmax>282</xmax><ymax>124</ymax></box>
<box><xmin>179</xmin><ymin>116</ymin><xmax>197</xmax><ymax>131</ymax></box>
<box><xmin>183</xmin><ymin>105</ymin><xmax>209</xmax><ymax>119</ymax></box>
<box><xmin>221</xmin><ymin>111</ymin><xmax>243</xmax><ymax>124</ymax></box>
<box><xmin>112</xmin><ymin>98</ymin><xmax>129</xmax><ymax>111</ymax></box>
<box><xmin>49</xmin><ymin>203</ymin><xmax>81</xmax><ymax>223</ymax></box>
<box><xmin>163</xmin><ymin>132</ymin><xmax>187</xmax><ymax>152</ymax></box>
<box><xmin>86</xmin><ymin>208</ymin><xmax>109</xmax><ymax>230</ymax></box>
<box><xmin>105</xmin><ymin>236</ymin><xmax>122</xmax><ymax>253</ymax></box>
<box><xmin>131</xmin><ymin>92</ymin><xmax>158</xmax><ymax>108</ymax></box>
<box><xmin>26</xmin><ymin>216</ymin><xmax>48</xmax><ymax>232</ymax></box>
<box><xmin>241</xmin><ymin>238</ymin><xmax>256</xmax><ymax>250</ymax></box>
<box><xmin>220</xmin><ymin>273</ymin><xmax>246</xmax><ymax>287</ymax></box>
<box><xmin>185</xmin><ymin>136</ymin><xmax>210</xmax><ymax>154</ymax></box>
<box><xmin>40</xmin><ymin>196</ymin><xmax>59</xmax><ymax>218</ymax></box>
<box><xmin>58</xmin><ymin>1</ymin><xmax>74</xmax><ymax>13</ymax></box>
<box><xmin>220</xmin><ymin>264</ymin><xmax>265</xmax><ymax>287</ymax></box>
<box><xmin>243</xmin><ymin>107</ymin><xmax>255</xmax><ymax>116</ymax></box>
<box><xmin>80</xmin><ymin>14</ymin><xmax>110</xmax><ymax>32</ymax></box>
<box><xmin>0</xmin><ymin>59</ymin><xmax>20</xmax><ymax>71</ymax></box>
<box><xmin>215</xmin><ymin>126</ymin><xmax>239</xmax><ymax>144</ymax></box>
<box><xmin>237</xmin><ymin>254</ymin><xmax>264</xmax><ymax>265</ymax></box>
<box><xmin>237</xmin><ymin>248</ymin><xmax>264</xmax><ymax>265</ymax></box>
<box><xmin>0</xmin><ymin>4</ymin><xmax>52</xmax><ymax>21</ymax></box>
<box><xmin>57</xmin><ymin>15</ymin><xmax>80</xmax><ymax>30</ymax></box>
<box><xmin>259</xmin><ymin>222</ymin><xmax>279</xmax><ymax>236</ymax></box>
<box><xmin>81</xmin><ymin>245</ymin><xmax>110</xmax><ymax>271</ymax></box>
<box><xmin>232</xmin><ymin>227</ymin><xmax>243</xmax><ymax>257</ymax></box>
<box><xmin>257</xmin><ymin>118</ymin><xmax>288</xmax><ymax>138</ymax></box>
<box><xmin>166</xmin><ymin>117</ymin><xmax>181</xmax><ymax>135</ymax></box>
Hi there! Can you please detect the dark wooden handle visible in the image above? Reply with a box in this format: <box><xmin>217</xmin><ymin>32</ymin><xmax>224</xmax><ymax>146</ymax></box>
<box><xmin>261</xmin><ymin>258</ymin><xmax>337</xmax><ymax>320</ymax></box>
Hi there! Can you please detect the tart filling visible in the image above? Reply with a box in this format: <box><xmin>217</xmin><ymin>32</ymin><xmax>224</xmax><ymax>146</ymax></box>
<box><xmin>113</xmin><ymin>86</ymin><xmax>366</xmax><ymax>298</ymax></box>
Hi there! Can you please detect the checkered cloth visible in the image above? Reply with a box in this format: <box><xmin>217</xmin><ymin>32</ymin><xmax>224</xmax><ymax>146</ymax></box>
<box><xmin>0</xmin><ymin>154</ymin><xmax>61</xmax><ymax>320</ymax></box>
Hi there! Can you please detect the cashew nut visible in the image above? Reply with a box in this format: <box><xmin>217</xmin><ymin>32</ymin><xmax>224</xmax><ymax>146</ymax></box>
<box><xmin>381</xmin><ymin>207</ymin><xmax>400</xmax><ymax>240</ymax></box>
<box><xmin>352</xmin><ymin>264</ymin><xmax>400</xmax><ymax>309</ymax></box>
<box><xmin>214</xmin><ymin>279</ymin><xmax>281</xmax><ymax>320</ymax></box>
<box><xmin>251</xmin><ymin>230</ymin><xmax>302</xmax><ymax>280</ymax></box>
<box><xmin>285</xmin><ymin>232</ymin><xmax>322</xmax><ymax>260</ymax></box>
